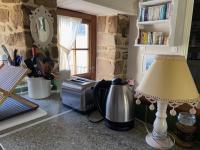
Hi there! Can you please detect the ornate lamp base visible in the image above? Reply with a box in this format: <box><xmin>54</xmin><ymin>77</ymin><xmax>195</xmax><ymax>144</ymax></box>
<box><xmin>146</xmin><ymin>133</ymin><xmax>174</xmax><ymax>150</ymax></box>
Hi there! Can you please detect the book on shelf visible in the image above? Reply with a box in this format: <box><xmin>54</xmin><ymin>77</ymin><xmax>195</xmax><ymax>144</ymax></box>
<box><xmin>139</xmin><ymin>2</ymin><xmax>171</xmax><ymax>22</ymax></box>
<box><xmin>140</xmin><ymin>7</ymin><xmax>148</xmax><ymax>21</ymax></box>
<box><xmin>139</xmin><ymin>31</ymin><xmax>168</xmax><ymax>45</ymax></box>
<box><xmin>141</xmin><ymin>31</ymin><xmax>148</xmax><ymax>44</ymax></box>
<box><xmin>166</xmin><ymin>2</ymin><xmax>171</xmax><ymax>19</ymax></box>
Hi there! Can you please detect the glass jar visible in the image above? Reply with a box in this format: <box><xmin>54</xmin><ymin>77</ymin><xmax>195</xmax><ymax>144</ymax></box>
<box><xmin>178</xmin><ymin>112</ymin><xmax>196</xmax><ymax>126</ymax></box>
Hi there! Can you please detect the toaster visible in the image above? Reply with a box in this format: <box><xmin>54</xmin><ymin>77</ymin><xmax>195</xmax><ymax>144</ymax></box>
<box><xmin>61</xmin><ymin>77</ymin><xmax>96</xmax><ymax>113</ymax></box>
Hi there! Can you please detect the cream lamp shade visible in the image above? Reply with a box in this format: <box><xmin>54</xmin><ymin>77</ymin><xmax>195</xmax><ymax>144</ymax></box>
<box><xmin>135</xmin><ymin>55</ymin><xmax>199</xmax><ymax>115</ymax></box>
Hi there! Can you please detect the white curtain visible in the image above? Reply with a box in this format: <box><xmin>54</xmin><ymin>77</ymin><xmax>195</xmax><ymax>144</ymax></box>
<box><xmin>57</xmin><ymin>15</ymin><xmax>82</xmax><ymax>70</ymax></box>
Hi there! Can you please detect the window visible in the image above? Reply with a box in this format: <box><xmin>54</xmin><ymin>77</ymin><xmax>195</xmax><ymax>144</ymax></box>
<box><xmin>70</xmin><ymin>24</ymin><xmax>89</xmax><ymax>75</ymax></box>
<box><xmin>57</xmin><ymin>8</ymin><xmax>96</xmax><ymax>79</ymax></box>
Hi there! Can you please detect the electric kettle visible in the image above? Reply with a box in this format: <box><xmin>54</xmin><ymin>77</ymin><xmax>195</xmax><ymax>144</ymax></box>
<box><xmin>94</xmin><ymin>78</ymin><xmax>135</xmax><ymax>131</ymax></box>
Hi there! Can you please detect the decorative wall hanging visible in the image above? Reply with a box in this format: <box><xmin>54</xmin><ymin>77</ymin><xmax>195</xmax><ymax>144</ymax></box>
<box><xmin>30</xmin><ymin>5</ymin><xmax>54</xmax><ymax>49</ymax></box>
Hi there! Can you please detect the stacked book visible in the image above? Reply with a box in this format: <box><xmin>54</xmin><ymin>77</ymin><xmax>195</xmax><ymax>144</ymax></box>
<box><xmin>138</xmin><ymin>31</ymin><xmax>168</xmax><ymax>45</ymax></box>
<box><xmin>139</xmin><ymin>2</ymin><xmax>171</xmax><ymax>22</ymax></box>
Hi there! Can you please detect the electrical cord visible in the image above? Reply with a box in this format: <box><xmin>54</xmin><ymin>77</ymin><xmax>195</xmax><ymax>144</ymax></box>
<box><xmin>87</xmin><ymin>113</ymin><xmax>104</xmax><ymax>123</ymax></box>
<box><xmin>87</xmin><ymin>88</ymin><xmax>109</xmax><ymax>123</ymax></box>
<box><xmin>135</xmin><ymin>105</ymin><xmax>175</xmax><ymax>149</ymax></box>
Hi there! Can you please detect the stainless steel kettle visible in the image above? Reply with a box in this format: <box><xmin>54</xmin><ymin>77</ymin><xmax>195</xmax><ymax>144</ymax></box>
<box><xmin>94</xmin><ymin>78</ymin><xmax>134</xmax><ymax>131</ymax></box>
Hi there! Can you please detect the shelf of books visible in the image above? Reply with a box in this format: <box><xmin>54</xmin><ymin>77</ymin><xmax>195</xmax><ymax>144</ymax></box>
<box><xmin>140</xmin><ymin>0</ymin><xmax>172</xmax><ymax>6</ymax></box>
<box><xmin>135</xmin><ymin>0</ymin><xmax>187</xmax><ymax>47</ymax></box>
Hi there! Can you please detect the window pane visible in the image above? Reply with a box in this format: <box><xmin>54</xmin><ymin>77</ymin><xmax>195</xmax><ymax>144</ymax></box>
<box><xmin>76</xmin><ymin>24</ymin><xmax>89</xmax><ymax>49</ymax></box>
<box><xmin>68</xmin><ymin>50</ymin><xmax>76</xmax><ymax>75</ymax></box>
<box><xmin>76</xmin><ymin>50</ymin><xmax>89</xmax><ymax>74</ymax></box>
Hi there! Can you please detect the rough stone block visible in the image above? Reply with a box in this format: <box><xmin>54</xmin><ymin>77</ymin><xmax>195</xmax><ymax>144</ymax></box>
<box><xmin>24</xmin><ymin>31</ymin><xmax>34</xmax><ymax>48</ymax></box>
<box><xmin>2</xmin><ymin>0</ymin><xmax>20</xmax><ymax>3</ymax></box>
<box><xmin>115</xmin><ymin>35</ymin><xmax>129</xmax><ymax>47</ymax></box>
<box><xmin>96</xmin><ymin>58</ymin><xmax>114</xmax><ymax>80</ymax></box>
<box><xmin>122</xmin><ymin>52</ymin><xmax>128</xmax><ymax>60</ymax></box>
<box><xmin>51</xmin><ymin>46</ymin><xmax>58</xmax><ymax>59</ymax></box>
<box><xmin>97</xmin><ymin>50</ymin><xmax>115</xmax><ymax>60</ymax></box>
<box><xmin>52</xmin><ymin>36</ymin><xmax>57</xmax><ymax>44</ymax></box>
<box><xmin>108</xmin><ymin>16</ymin><xmax>117</xmax><ymax>33</ymax></box>
<box><xmin>10</xmin><ymin>5</ymin><xmax>23</xmax><ymax>29</ymax></box>
<box><xmin>117</xmin><ymin>15</ymin><xmax>129</xmax><ymax>37</ymax></box>
<box><xmin>5</xmin><ymin>32</ymin><xmax>26</xmax><ymax>47</ymax></box>
<box><xmin>21</xmin><ymin>5</ymin><xmax>35</xmax><ymax>29</ymax></box>
<box><xmin>0</xmin><ymin>9</ymin><xmax>9</xmax><ymax>23</ymax></box>
<box><xmin>0</xmin><ymin>34</ymin><xmax>5</xmax><ymax>44</ymax></box>
<box><xmin>97</xmin><ymin>33</ymin><xmax>115</xmax><ymax>47</ymax></box>
<box><xmin>97</xmin><ymin>16</ymin><xmax>106</xmax><ymax>32</ymax></box>
<box><xmin>0</xmin><ymin>25</ymin><xmax>5</xmax><ymax>32</ymax></box>
<box><xmin>115</xmin><ymin>51</ymin><xmax>121</xmax><ymax>59</ymax></box>
<box><xmin>49</xmin><ymin>10</ymin><xmax>57</xmax><ymax>35</ymax></box>
<box><xmin>34</xmin><ymin>0</ymin><xmax>57</xmax><ymax>8</ymax></box>
<box><xmin>114</xmin><ymin>60</ymin><xmax>124</xmax><ymax>75</ymax></box>
<box><xmin>6</xmin><ymin>25</ymin><xmax>13</xmax><ymax>32</ymax></box>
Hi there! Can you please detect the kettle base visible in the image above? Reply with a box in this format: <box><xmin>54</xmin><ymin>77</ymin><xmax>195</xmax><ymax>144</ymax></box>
<box><xmin>105</xmin><ymin>119</ymin><xmax>134</xmax><ymax>131</ymax></box>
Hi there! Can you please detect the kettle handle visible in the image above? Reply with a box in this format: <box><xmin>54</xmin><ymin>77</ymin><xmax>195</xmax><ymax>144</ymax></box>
<box><xmin>93</xmin><ymin>80</ymin><xmax>111</xmax><ymax>117</ymax></box>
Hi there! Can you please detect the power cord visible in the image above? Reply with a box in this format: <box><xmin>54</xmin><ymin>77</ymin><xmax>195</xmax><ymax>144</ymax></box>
<box><xmin>87</xmin><ymin>111</ymin><xmax>104</xmax><ymax>123</ymax></box>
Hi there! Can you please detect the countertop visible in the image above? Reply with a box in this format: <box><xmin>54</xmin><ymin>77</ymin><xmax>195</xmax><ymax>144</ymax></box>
<box><xmin>0</xmin><ymin>93</ymin><xmax>199</xmax><ymax>150</ymax></box>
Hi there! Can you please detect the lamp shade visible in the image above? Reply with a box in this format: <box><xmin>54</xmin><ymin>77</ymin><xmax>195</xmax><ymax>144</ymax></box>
<box><xmin>137</xmin><ymin>55</ymin><xmax>199</xmax><ymax>103</ymax></box>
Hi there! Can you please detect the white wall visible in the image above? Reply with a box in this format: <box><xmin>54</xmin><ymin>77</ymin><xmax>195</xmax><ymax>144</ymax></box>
<box><xmin>127</xmin><ymin>16</ymin><xmax>144</xmax><ymax>83</ymax></box>
<box><xmin>83</xmin><ymin>0</ymin><xmax>138</xmax><ymax>15</ymax></box>
<box><xmin>127</xmin><ymin>0</ymin><xmax>194</xmax><ymax>86</ymax></box>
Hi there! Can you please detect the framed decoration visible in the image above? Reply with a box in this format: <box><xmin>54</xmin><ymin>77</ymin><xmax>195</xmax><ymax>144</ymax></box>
<box><xmin>142</xmin><ymin>54</ymin><xmax>156</xmax><ymax>72</ymax></box>
<box><xmin>30</xmin><ymin>5</ymin><xmax>54</xmax><ymax>49</ymax></box>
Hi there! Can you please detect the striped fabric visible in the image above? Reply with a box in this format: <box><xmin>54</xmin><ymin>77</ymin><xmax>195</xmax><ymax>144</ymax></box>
<box><xmin>0</xmin><ymin>64</ymin><xmax>27</xmax><ymax>92</ymax></box>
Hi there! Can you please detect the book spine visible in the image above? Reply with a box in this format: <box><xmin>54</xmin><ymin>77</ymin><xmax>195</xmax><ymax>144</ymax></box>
<box><xmin>148</xmin><ymin>32</ymin><xmax>153</xmax><ymax>45</ymax></box>
<box><xmin>141</xmin><ymin>31</ymin><xmax>148</xmax><ymax>44</ymax></box>
<box><xmin>144</xmin><ymin>7</ymin><xmax>148</xmax><ymax>21</ymax></box>
<box><xmin>139</xmin><ymin>7</ymin><xmax>143</xmax><ymax>21</ymax></box>
<box><xmin>160</xmin><ymin>4</ymin><xmax>167</xmax><ymax>20</ymax></box>
<box><xmin>166</xmin><ymin>2</ymin><xmax>172</xmax><ymax>19</ymax></box>
<box><xmin>141</xmin><ymin>7</ymin><xmax>145</xmax><ymax>21</ymax></box>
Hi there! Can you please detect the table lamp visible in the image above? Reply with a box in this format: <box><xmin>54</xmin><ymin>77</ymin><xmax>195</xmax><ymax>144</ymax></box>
<box><xmin>135</xmin><ymin>55</ymin><xmax>199</xmax><ymax>149</ymax></box>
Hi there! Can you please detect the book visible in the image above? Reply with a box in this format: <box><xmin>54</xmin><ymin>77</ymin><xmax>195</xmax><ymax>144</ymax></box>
<box><xmin>148</xmin><ymin>7</ymin><xmax>154</xmax><ymax>21</ymax></box>
<box><xmin>139</xmin><ymin>2</ymin><xmax>171</xmax><ymax>22</ymax></box>
<box><xmin>160</xmin><ymin>4</ymin><xmax>167</xmax><ymax>20</ymax></box>
<box><xmin>139</xmin><ymin>7</ymin><xmax>143</xmax><ymax>21</ymax></box>
<box><xmin>144</xmin><ymin>7</ymin><xmax>148</xmax><ymax>21</ymax></box>
<box><xmin>141</xmin><ymin>31</ymin><xmax>148</xmax><ymax>44</ymax></box>
<box><xmin>163</xmin><ymin>35</ymin><xmax>169</xmax><ymax>45</ymax></box>
<box><xmin>166</xmin><ymin>2</ymin><xmax>172</xmax><ymax>19</ymax></box>
<box><xmin>141</xmin><ymin>7</ymin><xmax>145</xmax><ymax>21</ymax></box>
<box><xmin>158</xmin><ymin>32</ymin><xmax>164</xmax><ymax>45</ymax></box>
<box><xmin>153</xmin><ymin>32</ymin><xmax>159</xmax><ymax>45</ymax></box>
<box><xmin>148</xmin><ymin>32</ymin><xmax>153</xmax><ymax>44</ymax></box>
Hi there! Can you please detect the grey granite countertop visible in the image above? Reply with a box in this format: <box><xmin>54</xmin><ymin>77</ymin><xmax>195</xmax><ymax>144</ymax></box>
<box><xmin>0</xmin><ymin>93</ymin><xmax>199</xmax><ymax>150</ymax></box>
<box><xmin>0</xmin><ymin>110</ymin><xmax>199</xmax><ymax>150</ymax></box>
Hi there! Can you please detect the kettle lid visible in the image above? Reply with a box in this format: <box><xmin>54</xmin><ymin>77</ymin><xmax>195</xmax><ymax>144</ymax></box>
<box><xmin>112</xmin><ymin>78</ymin><xmax>127</xmax><ymax>85</ymax></box>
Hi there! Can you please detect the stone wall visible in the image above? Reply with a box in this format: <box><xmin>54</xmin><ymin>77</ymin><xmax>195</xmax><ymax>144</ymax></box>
<box><xmin>96</xmin><ymin>15</ymin><xmax>129</xmax><ymax>80</ymax></box>
<box><xmin>0</xmin><ymin>0</ymin><xmax>58</xmax><ymax>61</ymax></box>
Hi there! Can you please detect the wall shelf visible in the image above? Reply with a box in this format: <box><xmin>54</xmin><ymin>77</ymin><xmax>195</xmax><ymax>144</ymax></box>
<box><xmin>134</xmin><ymin>44</ymin><xmax>168</xmax><ymax>47</ymax></box>
<box><xmin>135</xmin><ymin>0</ymin><xmax>187</xmax><ymax>47</ymax></box>
<box><xmin>137</xmin><ymin>20</ymin><xmax>169</xmax><ymax>25</ymax></box>
<box><xmin>140</xmin><ymin>0</ymin><xmax>172</xmax><ymax>6</ymax></box>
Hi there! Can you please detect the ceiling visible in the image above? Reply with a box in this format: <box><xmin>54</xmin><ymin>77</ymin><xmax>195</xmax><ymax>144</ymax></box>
<box><xmin>57</xmin><ymin>0</ymin><xmax>138</xmax><ymax>16</ymax></box>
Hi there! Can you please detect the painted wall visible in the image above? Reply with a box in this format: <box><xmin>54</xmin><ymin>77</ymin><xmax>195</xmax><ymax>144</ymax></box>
<box><xmin>83</xmin><ymin>0</ymin><xmax>138</xmax><ymax>15</ymax></box>
<box><xmin>127</xmin><ymin>0</ymin><xmax>194</xmax><ymax>86</ymax></box>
